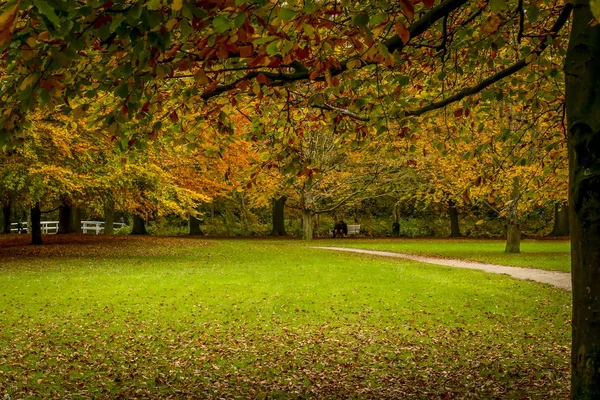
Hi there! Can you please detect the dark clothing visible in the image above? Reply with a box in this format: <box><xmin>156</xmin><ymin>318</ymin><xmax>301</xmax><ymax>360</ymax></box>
<box><xmin>392</xmin><ymin>222</ymin><xmax>400</xmax><ymax>237</ymax></box>
<box><xmin>333</xmin><ymin>221</ymin><xmax>348</xmax><ymax>238</ymax></box>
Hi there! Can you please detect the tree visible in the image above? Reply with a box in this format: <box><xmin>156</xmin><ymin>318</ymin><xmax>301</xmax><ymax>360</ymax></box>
<box><xmin>565</xmin><ymin>3</ymin><xmax>600</xmax><ymax>396</ymax></box>
<box><xmin>1</xmin><ymin>0</ymin><xmax>599</xmax><ymax>395</ymax></box>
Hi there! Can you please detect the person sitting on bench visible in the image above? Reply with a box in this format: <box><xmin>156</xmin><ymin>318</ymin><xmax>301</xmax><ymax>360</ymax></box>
<box><xmin>333</xmin><ymin>220</ymin><xmax>348</xmax><ymax>238</ymax></box>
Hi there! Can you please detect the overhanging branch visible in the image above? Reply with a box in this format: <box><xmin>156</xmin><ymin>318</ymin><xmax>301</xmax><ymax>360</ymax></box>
<box><xmin>404</xmin><ymin>3</ymin><xmax>573</xmax><ymax>117</ymax></box>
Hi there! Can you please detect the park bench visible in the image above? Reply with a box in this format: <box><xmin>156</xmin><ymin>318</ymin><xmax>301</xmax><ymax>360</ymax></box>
<box><xmin>329</xmin><ymin>224</ymin><xmax>361</xmax><ymax>237</ymax></box>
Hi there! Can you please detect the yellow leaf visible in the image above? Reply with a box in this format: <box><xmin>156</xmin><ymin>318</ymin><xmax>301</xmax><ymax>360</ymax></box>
<box><xmin>172</xmin><ymin>0</ymin><xmax>183</xmax><ymax>11</ymax></box>
<box><xmin>38</xmin><ymin>31</ymin><xmax>50</xmax><ymax>41</ymax></box>
<box><xmin>0</xmin><ymin>1</ymin><xmax>20</xmax><ymax>46</ymax></box>
<box><xmin>165</xmin><ymin>18</ymin><xmax>177</xmax><ymax>31</ymax></box>
<box><xmin>19</xmin><ymin>73</ymin><xmax>38</xmax><ymax>90</ymax></box>
<box><xmin>475</xmin><ymin>219</ymin><xmax>485</xmax><ymax>225</ymax></box>
<box><xmin>346</xmin><ymin>58</ymin><xmax>361</xmax><ymax>69</ymax></box>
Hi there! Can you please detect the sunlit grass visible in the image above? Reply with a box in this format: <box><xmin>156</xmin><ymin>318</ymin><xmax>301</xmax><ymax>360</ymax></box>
<box><xmin>0</xmin><ymin>236</ymin><xmax>570</xmax><ymax>398</ymax></box>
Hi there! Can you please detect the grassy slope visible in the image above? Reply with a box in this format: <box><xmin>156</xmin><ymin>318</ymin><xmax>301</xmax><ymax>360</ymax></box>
<box><xmin>311</xmin><ymin>238</ymin><xmax>571</xmax><ymax>272</ymax></box>
<box><xmin>0</xmin><ymin>236</ymin><xmax>570</xmax><ymax>398</ymax></box>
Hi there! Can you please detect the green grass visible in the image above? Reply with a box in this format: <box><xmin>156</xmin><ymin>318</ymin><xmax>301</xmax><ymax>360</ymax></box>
<box><xmin>0</xmin><ymin>235</ymin><xmax>570</xmax><ymax>398</ymax></box>
<box><xmin>311</xmin><ymin>238</ymin><xmax>571</xmax><ymax>272</ymax></box>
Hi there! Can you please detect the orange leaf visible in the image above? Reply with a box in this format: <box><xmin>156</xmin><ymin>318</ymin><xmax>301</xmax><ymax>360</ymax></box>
<box><xmin>256</xmin><ymin>73</ymin><xmax>269</xmax><ymax>85</ymax></box>
<box><xmin>394</xmin><ymin>22</ymin><xmax>410</xmax><ymax>44</ymax></box>
<box><xmin>401</xmin><ymin>0</ymin><xmax>414</xmax><ymax>20</ymax></box>
<box><xmin>239</xmin><ymin>45</ymin><xmax>254</xmax><ymax>57</ymax></box>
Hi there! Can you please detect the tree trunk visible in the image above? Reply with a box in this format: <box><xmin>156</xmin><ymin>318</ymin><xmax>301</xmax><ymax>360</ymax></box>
<box><xmin>448</xmin><ymin>200</ymin><xmax>462</xmax><ymax>237</ymax></box>
<box><xmin>2</xmin><ymin>203</ymin><xmax>11</xmax><ymax>234</ymax></box>
<box><xmin>58</xmin><ymin>203</ymin><xmax>73</xmax><ymax>234</ymax></box>
<box><xmin>71</xmin><ymin>207</ymin><xmax>82</xmax><ymax>233</ymax></box>
<box><xmin>302</xmin><ymin>209</ymin><xmax>313</xmax><ymax>240</ymax></box>
<box><xmin>505</xmin><ymin>223</ymin><xmax>521</xmax><ymax>253</ymax></box>
<box><xmin>189</xmin><ymin>215</ymin><xmax>203</xmax><ymax>235</ymax></box>
<box><xmin>104</xmin><ymin>201</ymin><xmax>114</xmax><ymax>235</ymax></box>
<box><xmin>505</xmin><ymin>177</ymin><xmax>521</xmax><ymax>253</ymax></box>
<box><xmin>269</xmin><ymin>196</ymin><xmax>287</xmax><ymax>236</ymax></box>
<box><xmin>550</xmin><ymin>203</ymin><xmax>570</xmax><ymax>236</ymax></box>
<box><xmin>131</xmin><ymin>215</ymin><xmax>148</xmax><ymax>235</ymax></box>
<box><xmin>566</xmin><ymin>5</ymin><xmax>600</xmax><ymax>397</ymax></box>
<box><xmin>30</xmin><ymin>203</ymin><xmax>42</xmax><ymax>245</ymax></box>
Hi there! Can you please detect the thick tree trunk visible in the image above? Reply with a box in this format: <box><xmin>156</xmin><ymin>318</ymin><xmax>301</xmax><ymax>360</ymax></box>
<box><xmin>448</xmin><ymin>200</ymin><xmax>462</xmax><ymax>237</ymax></box>
<box><xmin>71</xmin><ymin>207</ymin><xmax>82</xmax><ymax>233</ymax></box>
<box><xmin>550</xmin><ymin>203</ymin><xmax>570</xmax><ymax>236</ymax></box>
<box><xmin>189</xmin><ymin>215</ymin><xmax>203</xmax><ymax>235</ymax></box>
<box><xmin>2</xmin><ymin>203</ymin><xmax>11</xmax><ymax>234</ymax></box>
<box><xmin>269</xmin><ymin>196</ymin><xmax>287</xmax><ymax>236</ymax></box>
<box><xmin>30</xmin><ymin>203</ymin><xmax>42</xmax><ymax>245</ymax></box>
<box><xmin>566</xmin><ymin>5</ymin><xmax>600</xmax><ymax>397</ymax></box>
<box><xmin>131</xmin><ymin>215</ymin><xmax>148</xmax><ymax>235</ymax></box>
<box><xmin>58</xmin><ymin>203</ymin><xmax>73</xmax><ymax>234</ymax></box>
<box><xmin>104</xmin><ymin>202</ymin><xmax>114</xmax><ymax>235</ymax></box>
<box><xmin>302</xmin><ymin>209</ymin><xmax>313</xmax><ymax>240</ymax></box>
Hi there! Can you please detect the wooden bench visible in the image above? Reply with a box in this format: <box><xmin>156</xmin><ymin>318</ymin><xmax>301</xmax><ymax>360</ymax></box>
<box><xmin>329</xmin><ymin>224</ymin><xmax>361</xmax><ymax>237</ymax></box>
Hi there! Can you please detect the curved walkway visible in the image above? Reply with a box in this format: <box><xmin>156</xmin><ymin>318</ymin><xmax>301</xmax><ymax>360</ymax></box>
<box><xmin>314</xmin><ymin>246</ymin><xmax>571</xmax><ymax>291</ymax></box>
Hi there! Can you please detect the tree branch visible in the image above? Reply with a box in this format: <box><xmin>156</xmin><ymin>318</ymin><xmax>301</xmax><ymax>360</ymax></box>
<box><xmin>312</xmin><ymin>103</ymin><xmax>370</xmax><ymax>121</ymax></box>
<box><xmin>404</xmin><ymin>3</ymin><xmax>573</xmax><ymax>117</ymax></box>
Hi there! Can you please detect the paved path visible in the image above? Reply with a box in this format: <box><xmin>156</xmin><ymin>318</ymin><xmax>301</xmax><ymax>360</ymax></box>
<box><xmin>313</xmin><ymin>246</ymin><xmax>572</xmax><ymax>291</ymax></box>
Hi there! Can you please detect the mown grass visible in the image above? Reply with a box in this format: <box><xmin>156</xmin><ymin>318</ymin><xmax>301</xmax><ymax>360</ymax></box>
<box><xmin>0</xmin><ymin>235</ymin><xmax>570</xmax><ymax>398</ymax></box>
<box><xmin>312</xmin><ymin>238</ymin><xmax>571</xmax><ymax>272</ymax></box>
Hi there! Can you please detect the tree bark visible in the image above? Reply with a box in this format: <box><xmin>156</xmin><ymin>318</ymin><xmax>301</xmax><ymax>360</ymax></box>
<box><xmin>505</xmin><ymin>177</ymin><xmax>521</xmax><ymax>253</ymax></box>
<box><xmin>566</xmin><ymin>4</ymin><xmax>600</xmax><ymax>397</ymax></box>
<box><xmin>58</xmin><ymin>203</ymin><xmax>73</xmax><ymax>234</ymax></box>
<box><xmin>550</xmin><ymin>203</ymin><xmax>570</xmax><ymax>236</ymax></box>
<box><xmin>302</xmin><ymin>208</ymin><xmax>313</xmax><ymax>240</ymax></box>
<box><xmin>448</xmin><ymin>200</ymin><xmax>462</xmax><ymax>237</ymax></box>
<box><xmin>131</xmin><ymin>215</ymin><xmax>148</xmax><ymax>235</ymax></box>
<box><xmin>2</xmin><ymin>202</ymin><xmax>11</xmax><ymax>234</ymax></box>
<box><xmin>505</xmin><ymin>223</ymin><xmax>521</xmax><ymax>253</ymax></box>
<box><xmin>30</xmin><ymin>203</ymin><xmax>42</xmax><ymax>245</ymax></box>
<box><xmin>189</xmin><ymin>215</ymin><xmax>203</xmax><ymax>235</ymax></box>
<box><xmin>104</xmin><ymin>201</ymin><xmax>114</xmax><ymax>235</ymax></box>
<box><xmin>71</xmin><ymin>207</ymin><xmax>83</xmax><ymax>233</ymax></box>
<box><xmin>269</xmin><ymin>196</ymin><xmax>287</xmax><ymax>236</ymax></box>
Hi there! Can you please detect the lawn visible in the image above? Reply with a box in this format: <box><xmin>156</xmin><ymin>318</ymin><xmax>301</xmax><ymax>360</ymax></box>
<box><xmin>0</xmin><ymin>235</ymin><xmax>570</xmax><ymax>398</ymax></box>
<box><xmin>312</xmin><ymin>238</ymin><xmax>571</xmax><ymax>272</ymax></box>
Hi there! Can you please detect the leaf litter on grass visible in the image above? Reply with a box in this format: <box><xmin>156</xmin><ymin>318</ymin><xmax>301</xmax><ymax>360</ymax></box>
<box><xmin>0</xmin><ymin>236</ymin><xmax>570</xmax><ymax>398</ymax></box>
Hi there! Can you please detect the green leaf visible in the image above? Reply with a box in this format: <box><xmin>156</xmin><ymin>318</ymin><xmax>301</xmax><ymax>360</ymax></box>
<box><xmin>212</xmin><ymin>15</ymin><xmax>230</xmax><ymax>33</ymax></box>
<box><xmin>147</xmin><ymin>0</ymin><xmax>161</xmax><ymax>11</ymax></box>
<box><xmin>115</xmin><ymin>84</ymin><xmax>130</xmax><ymax>99</ymax></box>
<box><xmin>278</xmin><ymin>7</ymin><xmax>297</xmax><ymax>21</ymax></box>
<box><xmin>33</xmin><ymin>0</ymin><xmax>61</xmax><ymax>27</ymax></box>
<box><xmin>489</xmin><ymin>0</ymin><xmax>508</xmax><ymax>14</ymax></box>
<box><xmin>234</xmin><ymin>13</ymin><xmax>246</xmax><ymax>28</ymax></box>
<box><xmin>266</xmin><ymin>41</ymin><xmax>279</xmax><ymax>55</ymax></box>
<box><xmin>369</xmin><ymin>13</ymin><xmax>387</xmax><ymax>26</ymax></box>
<box><xmin>354</xmin><ymin>13</ymin><xmax>369</xmax><ymax>28</ymax></box>
<box><xmin>527</xmin><ymin>5</ymin><xmax>540</xmax><ymax>23</ymax></box>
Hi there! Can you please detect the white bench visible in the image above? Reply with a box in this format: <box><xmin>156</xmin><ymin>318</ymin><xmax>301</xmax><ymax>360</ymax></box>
<box><xmin>347</xmin><ymin>224</ymin><xmax>361</xmax><ymax>236</ymax></box>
